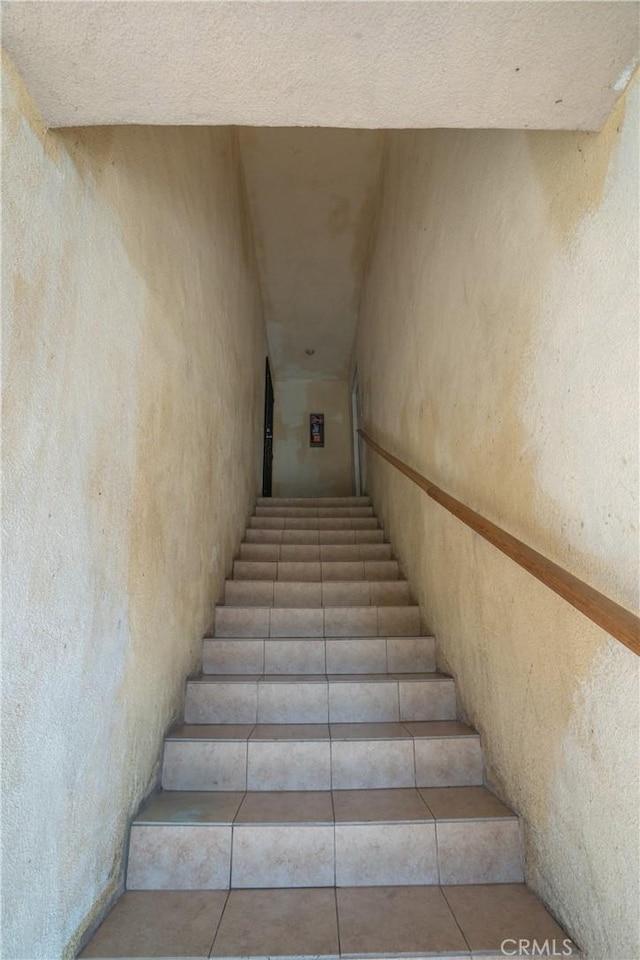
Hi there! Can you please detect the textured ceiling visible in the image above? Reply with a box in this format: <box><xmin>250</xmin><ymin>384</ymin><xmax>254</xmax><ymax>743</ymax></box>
<box><xmin>2</xmin><ymin>1</ymin><xmax>638</xmax><ymax>130</ymax></box>
<box><xmin>240</xmin><ymin>128</ymin><xmax>383</xmax><ymax>380</ymax></box>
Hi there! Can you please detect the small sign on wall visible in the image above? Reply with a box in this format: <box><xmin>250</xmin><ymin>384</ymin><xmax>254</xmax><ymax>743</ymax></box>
<box><xmin>310</xmin><ymin>413</ymin><xmax>325</xmax><ymax>447</ymax></box>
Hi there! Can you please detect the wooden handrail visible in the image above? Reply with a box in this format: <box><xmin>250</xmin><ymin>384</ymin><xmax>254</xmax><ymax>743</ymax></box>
<box><xmin>358</xmin><ymin>428</ymin><xmax>640</xmax><ymax>657</ymax></box>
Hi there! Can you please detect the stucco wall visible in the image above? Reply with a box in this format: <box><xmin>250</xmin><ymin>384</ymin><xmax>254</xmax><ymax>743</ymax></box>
<box><xmin>355</xmin><ymin>83</ymin><xmax>639</xmax><ymax>957</ymax></box>
<box><xmin>2</xmin><ymin>57</ymin><xmax>267</xmax><ymax>959</ymax></box>
<box><xmin>272</xmin><ymin>379</ymin><xmax>353</xmax><ymax>497</ymax></box>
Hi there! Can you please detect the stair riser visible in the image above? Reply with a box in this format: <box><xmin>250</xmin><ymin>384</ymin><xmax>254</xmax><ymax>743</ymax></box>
<box><xmin>239</xmin><ymin>543</ymin><xmax>393</xmax><ymax>561</ymax></box>
<box><xmin>162</xmin><ymin>736</ymin><xmax>483</xmax><ymax>791</ymax></box>
<box><xmin>256</xmin><ymin>497</ymin><xmax>371</xmax><ymax>507</ymax></box>
<box><xmin>202</xmin><ymin>637</ymin><xmax>436</xmax><ymax>675</ymax></box>
<box><xmin>249</xmin><ymin>517</ymin><xmax>379</xmax><ymax>530</ymax></box>
<box><xmin>184</xmin><ymin>679</ymin><xmax>456</xmax><ymax>724</ymax></box>
<box><xmin>244</xmin><ymin>529</ymin><xmax>385</xmax><ymax>544</ymax></box>
<box><xmin>214</xmin><ymin>605</ymin><xmax>422</xmax><ymax>637</ymax></box>
<box><xmin>224</xmin><ymin>580</ymin><xmax>412</xmax><ymax>607</ymax></box>
<box><xmin>255</xmin><ymin>507</ymin><xmax>374</xmax><ymax>518</ymax></box>
<box><xmin>126</xmin><ymin>819</ymin><xmax>522</xmax><ymax>890</ymax></box>
<box><xmin>234</xmin><ymin>560</ymin><xmax>400</xmax><ymax>581</ymax></box>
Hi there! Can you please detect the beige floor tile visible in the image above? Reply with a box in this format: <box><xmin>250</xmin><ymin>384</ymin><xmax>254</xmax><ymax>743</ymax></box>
<box><xmin>329</xmin><ymin>679</ymin><xmax>399</xmax><ymax>722</ymax></box>
<box><xmin>279</xmin><ymin>544</ymin><xmax>321</xmax><ymax>561</ymax></box>
<box><xmin>358</xmin><ymin>542</ymin><xmax>392</xmax><ymax>558</ymax></box>
<box><xmin>233</xmin><ymin>560</ymin><xmax>278</xmax><ymax>580</ymax></box>
<box><xmin>225</xmin><ymin>580</ymin><xmax>275</xmax><ymax>606</ymax></box>
<box><xmin>202</xmin><ymin>639</ymin><xmax>264</xmax><ymax>675</ymax></box>
<box><xmin>250</xmin><ymin>722</ymin><xmax>330</xmax><ymax>739</ymax></box>
<box><xmin>364</xmin><ymin>560</ymin><xmax>400</xmax><ymax>580</ymax></box>
<box><xmin>326</xmin><ymin>637</ymin><xmax>387</xmax><ymax>673</ymax></box>
<box><xmin>324</xmin><ymin>606</ymin><xmax>377</xmax><ymax>637</ymax></box>
<box><xmin>437</xmin><ymin>820</ymin><xmax>524</xmax><ymax>884</ymax></box>
<box><xmin>356</xmin><ymin>530</ymin><xmax>386</xmax><ymax>543</ymax></box>
<box><xmin>443</xmin><ymin>883</ymin><xmax>576</xmax><ymax>953</ymax></box>
<box><xmin>277</xmin><ymin>560</ymin><xmax>322</xmax><ymax>581</ymax></box>
<box><xmin>239</xmin><ymin>543</ymin><xmax>281</xmax><ymax>561</ymax></box>
<box><xmin>250</xmin><ymin>517</ymin><xmax>285</xmax><ymax>529</ymax></box>
<box><xmin>403</xmin><ymin>720</ymin><xmax>476</xmax><ymax>738</ymax></box>
<box><xmin>386</xmin><ymin>636</ymin><xmax>436</xmax><ymax>673</ymax></box>
<box><xmin>333</xmin><ymin>788</ymin><xmax>433</xmax><ymax>822</ymax></box>
<box><xmin>322</xmin><ymin>560</ymin><xmax>365</xmax><ymax>580</ymax></box>
<box><xmin>337</xmin><ymin>886</ymin><xmax>468</xmax><ymax>955</ymax></box>
<box><xmin>330</xmin><ymin>721</ymin><xmax>411</xmax><ymax>739</ymax></box>
<box><xmin>370</xmin><ymin>581</ymin><xmax>412</xmax><ymax>605</ymax></box>
<box><xmin>210</xmin><ymin>888</ymin><xmax>339</xmax><ymax>958</ymax></box>
<box><xmin>281</xmin><ymin>529</ymin><xmax>320</xmax><ymax>544</ymax></box>
<box><xmin>322</xmin><ymin>581</ymin><xmax>371</xmax><ymax>606</ymax></box>
<box><xmin>335</xmin><ymin>822</ymin><xmax>438</xmax><ymax>885</ymax></box>
<box><xmin>236</xmin><ymin>790</ymin><xmax>333</xmax><ymax>823</ymax></box>
<box><xmin>331</xmin><ymin>739</ymin><xmax>415</xmax><ymax>789</ymax></box>
<box><xmin>378</xmin><ymin>605</ymin><xmax>422</xmax><ymax>636</ymax></box>
<box><xmin>135</xmin><ymin>792</ymin><xmax>244</xmax><ymax>824</ymax></box>
<box><xmin>167</xmin><ymin>724</ymin><xmax>254</xmax><ymax>740</ymax></box>
<box><xmin>244</xmin><ymin>529</ymin><xmax>283</xmax><ymax>544</ymax></box>
<box><xmin>162</xmin><ymin>741</ymin><xmax>247</xmax><ymax>791</ymax></box>
<box><xmin>264</xmin><ymin>638</ymin><xmax>325</xmax><ymax>674</ymax></box>
<box><xmin>214</xmin><ymin>606</ymin><xmax>270</xmax><ymax>638</ymax></box>
<box><xmin>127</xmin><ymin>825</ymin><xmax>231</xmax><ymax>890</ymax></box>
<box><xmin>414</xmin><ymin>737</ymin><xmax>484</xmax><ymax>787</ymax></box>
<box><xmin>420</xmin><ymin>786</ymin><xmax>515</xmax><ymax>820</ymax></box>
<box><xmin>273</xmin><ymin>580</ymin><xmax>322</xmax><ymax>607</ymax></box>
<box><xmin>319</xmin><ymin>530</ymin><xmax>356</xmax><ymax>543</ymax></box>
<box><xmin>258</xmin><ymin>679</ymin><xmax>329</xmax><ymax>722</ymax></box>
<box><xmin>231</xmin><ymin>824</ymin><xmax>334</xmax><ymax>887</ymax></box>
<box><xmin>247</xmin><ymin>739</ymin><xmax>331</xmax><ymax>790</ymax></box>
<box><xmin>320</xmin><ymin>544</ymin><xmax>360</xmax><ymax>560</ymax></box>
<box><xmin>350</xmin><ymin>517</ymin><xmax>379</xmax><ymax>529</ymax></box>
<box><xmin>79</xmin><ymin>890</ymin><xmax>227</xmax><ymax>958</ymax></box>
<box><xmin>270</xmin><ymin>606</ymin><xmax>324</xmax><ymax>637</ymax></box>
<box><xmin>399</xmin><ymin>678</ymin><xmax>457</xmax><ymax>721</ymax></box>
<box><xmin>185</xmin><ymin>681</ymin><xmax>258</xmax><ymax>724</ymax></box>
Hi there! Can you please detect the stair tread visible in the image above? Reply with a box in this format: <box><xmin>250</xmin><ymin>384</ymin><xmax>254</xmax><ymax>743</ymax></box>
<box><xmin>167</xmin><ymin>720</ymin><xmax>477</xmax><ymax>741</ymax></box>
<box><xmin>80</xmin><ymin>883</ymin><xmax>579</xmax><ymax>959</ymax></box>
<box><xmin>190</xmin><ymin>671</ymin><xmax>451</xmax><ymax>683</ymax></box>
<box><xmin>133</xmin><ymin>787</ymin><xmax>516</xmax><ymax>827</ymax></box>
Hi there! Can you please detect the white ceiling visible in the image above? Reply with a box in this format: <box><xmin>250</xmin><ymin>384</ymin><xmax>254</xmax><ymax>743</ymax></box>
<box><xmin>240</xmin><ymin>128</ymin><xmax>383</xmax><ymax>380</ymax></box>
<box><xmin>3</xmin><ymin>1</ymin><xmax>638</xmax><ymax>130</ymax></box>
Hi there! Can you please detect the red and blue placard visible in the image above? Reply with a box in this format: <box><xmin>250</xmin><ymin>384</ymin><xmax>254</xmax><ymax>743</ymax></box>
<box><xmin>310</xmin><ymin>413</ymin><xmax>324</xmax><ymax>447</ymax></box>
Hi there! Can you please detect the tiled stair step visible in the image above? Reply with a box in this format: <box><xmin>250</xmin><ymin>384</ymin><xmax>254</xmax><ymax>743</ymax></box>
<box><xmin>125</xmin><ymin>788</ymin><xmax>522</xmax><ymax>891</ymax></box>
<box><xmin>162</xmin><ymin>721</ymin><xmax>482</xmax><ymax>791</ymax></box>
<box><xmin>234</xmin><ymin>558</ymin><xmax>400</xmax><ymax>580</ymax></box>
<box><xmin>239</xmin><ymin>541</ymin><xmax>393</xmax><ymax>561</ymax></box>
<box><xmin>214</xmin><ymin>604</ymin><xmax>422</xmax><ymax>637</ymax></box>
<box><xmin>185</xmin><ymin>673</ymin><xmax>455</xmax><ymax>724</ymax></box>
<box><xmin>203</xmin><ymin>636</ymin><xmax>436</xmax><ymax>675</ymax></box>
<box><xmin>249</xmin><ymin>516</ymin><xmax>379</xmax><ymax>530</ymax></box>
<box><xmin>245</xmin><ymin>528</ymin><xmax>385</xmax><ymax>544</ymax></box>
<box><xmin>255</xmin><ymin>505</ymin><xmax>374</xmax><ymax>518</ymax></box>
<box><xmin>257</xmin><ymin>496</ymin><xmax>371</xmax><ymax>507</ymax></box>
<box><xmin>80</xmin><ymin>884</ymin><xmax>580</xmax><ymax>960</ymax></box>
<box><xmin>125</xmin><ymin>786</ymin><xmax>523</xmax><ymax>890</ymax></box>
<box><xmin>224</xmin><ymin>579</ymin><xmax>413</xmax><ymax>607</ymax></box>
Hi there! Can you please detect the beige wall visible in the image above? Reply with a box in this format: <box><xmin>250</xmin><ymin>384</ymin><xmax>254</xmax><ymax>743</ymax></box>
<box><xmin>272</xmin><ymin>379</ymin><xmax>353</xmax><ymax>497</ymax></box>
<box><xmin>2</xmin><ymin>57</ymin><xmax>267</xmax><ymax>959</ymax></box>
<box><xmin>355</xmin><ymin>83</ymin><xmax>639</xmax><ymax>958</ymax></box>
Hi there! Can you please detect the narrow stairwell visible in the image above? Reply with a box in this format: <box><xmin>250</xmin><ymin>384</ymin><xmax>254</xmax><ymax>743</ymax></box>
<box><xmin>80</xmin><ymin>496</ymin><xmax>578</xmax><ymax>959</ymax></box>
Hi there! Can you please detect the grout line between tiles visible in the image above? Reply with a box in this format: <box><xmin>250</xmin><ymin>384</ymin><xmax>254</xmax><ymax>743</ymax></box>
<box><xmin>440</xmin><ymin>884</ymin><xmax>473</xmax><ymax>954</ymax></box>
<box><xmin>207</xmin><ymin>888</ymin><xmax>230</xmax><ymax>959</ymax></box>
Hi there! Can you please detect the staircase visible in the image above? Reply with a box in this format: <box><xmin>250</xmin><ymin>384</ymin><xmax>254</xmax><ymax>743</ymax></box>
<box><xmin>80</xmin><ymin>496</ymin><xmax>577</xmax><ymax>959</ymax></box>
